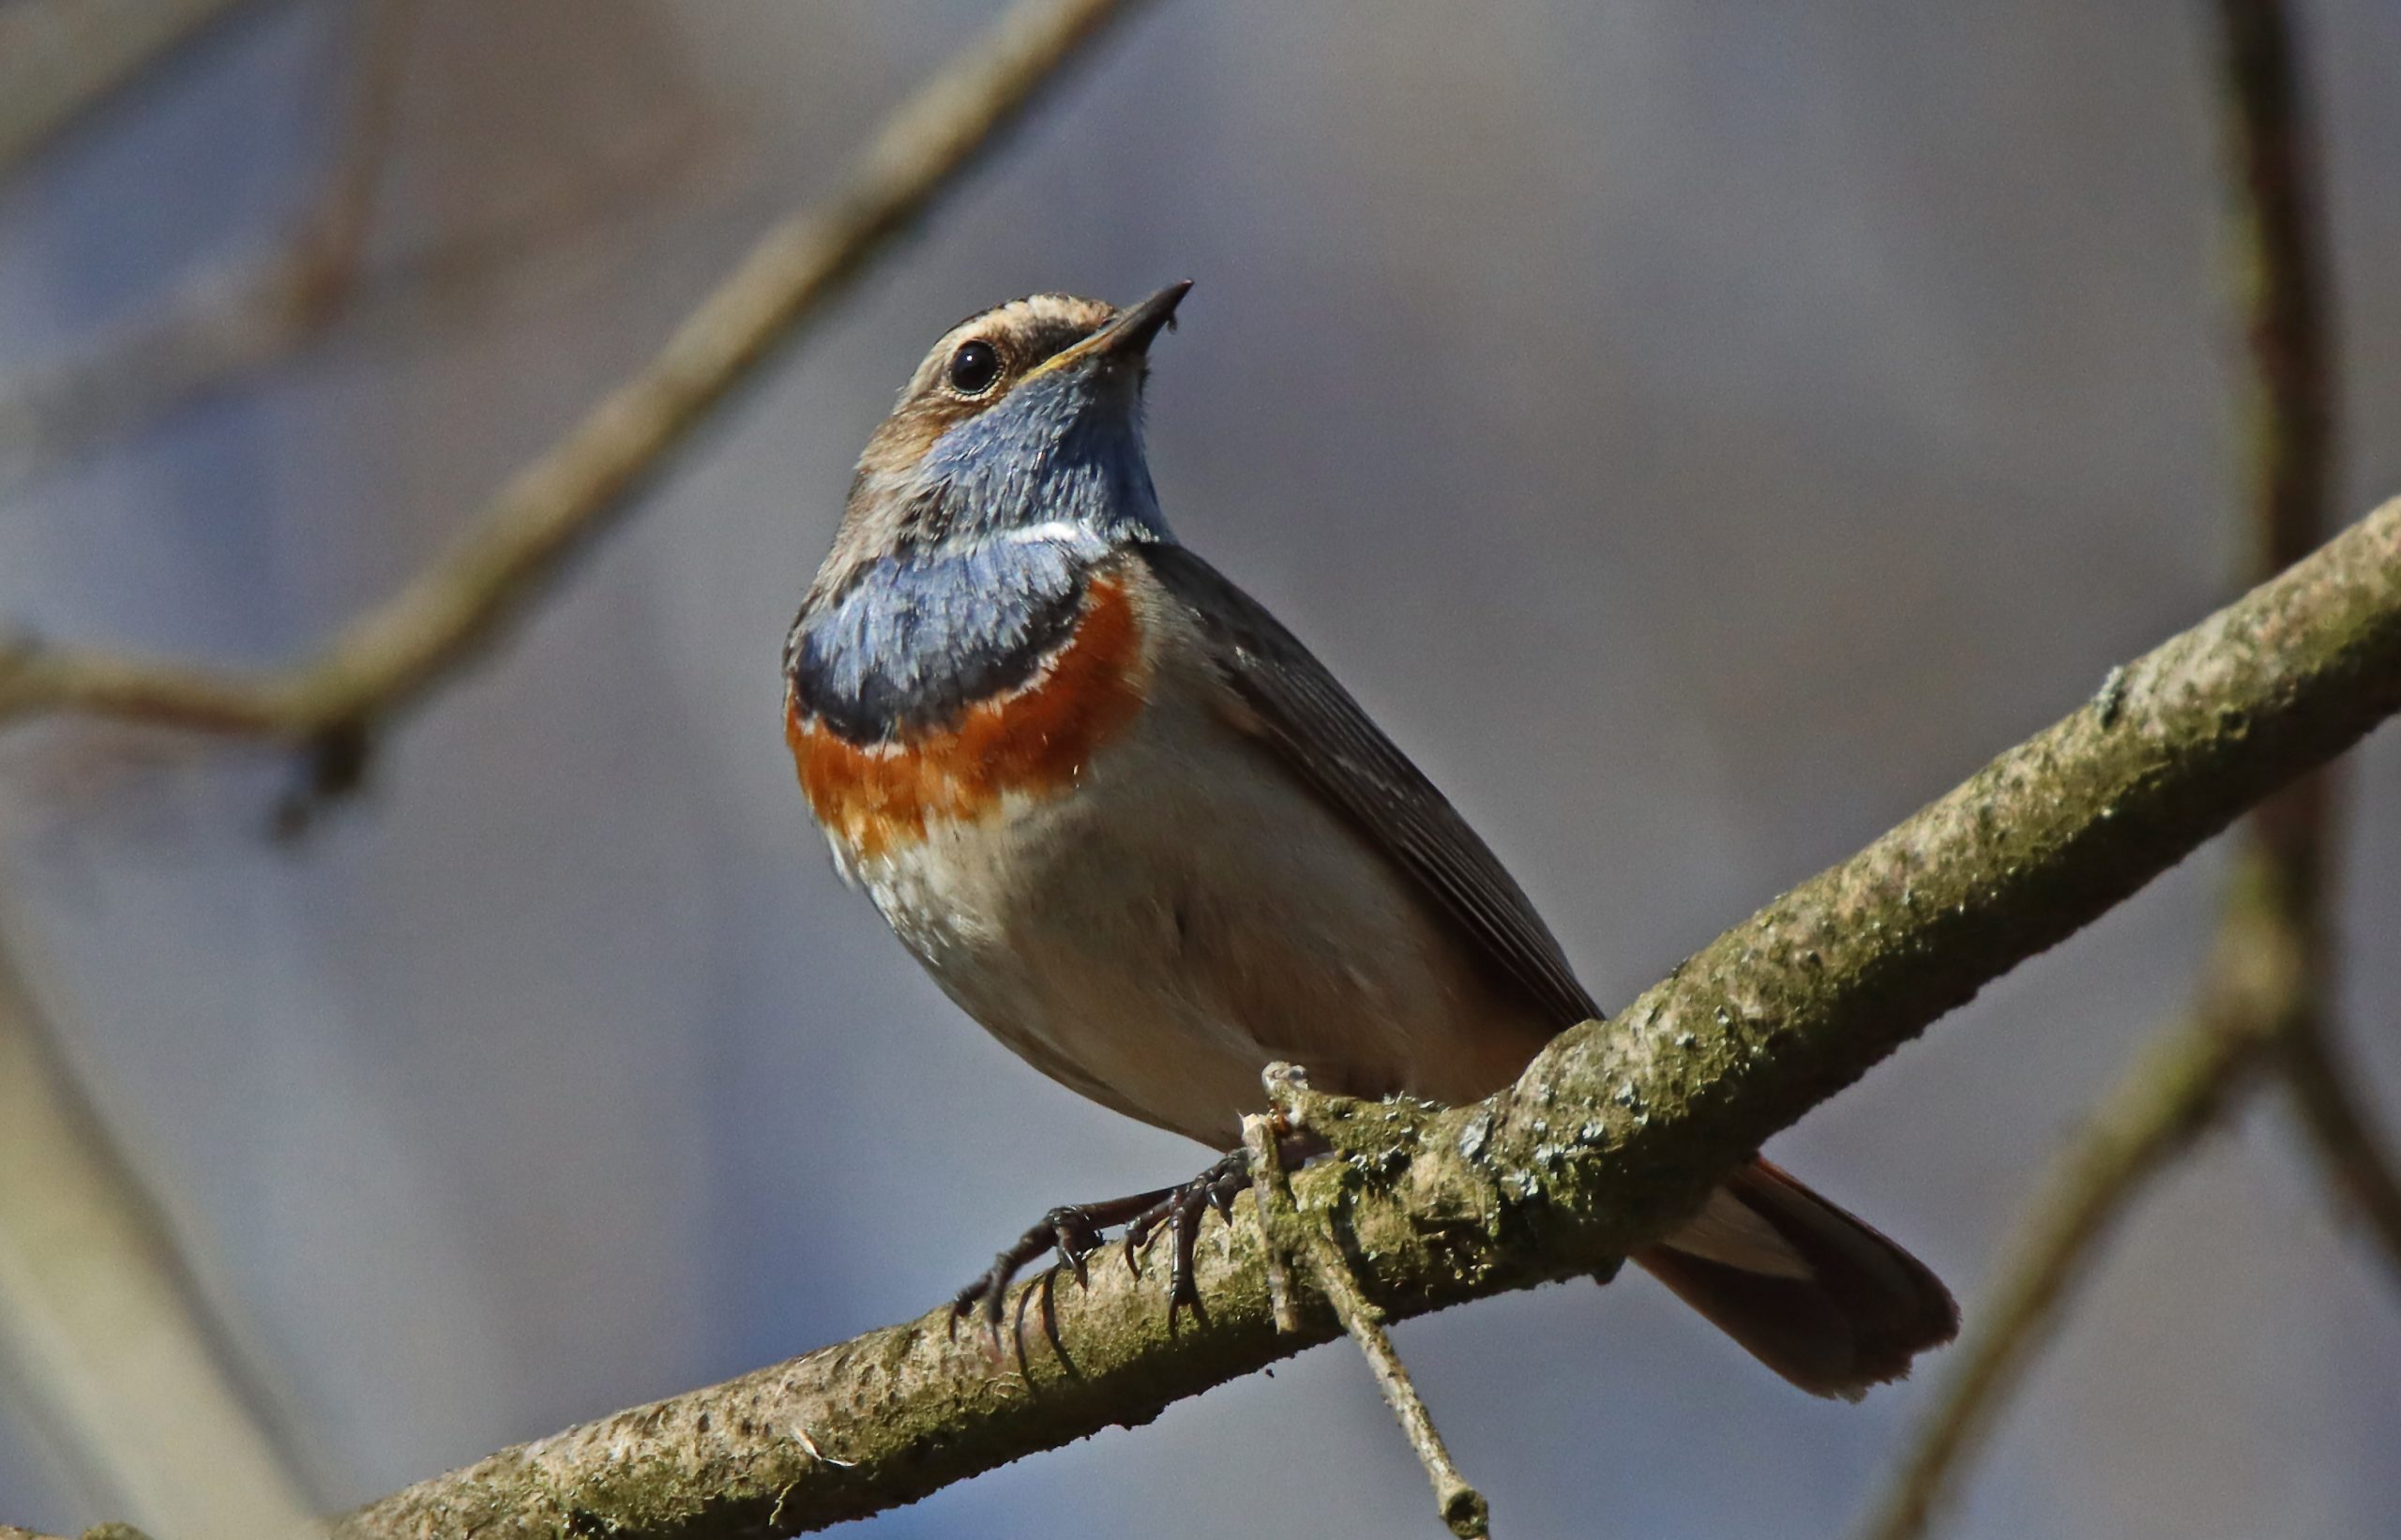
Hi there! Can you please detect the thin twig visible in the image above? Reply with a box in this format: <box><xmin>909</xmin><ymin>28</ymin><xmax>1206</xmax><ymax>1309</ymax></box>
<box><xmin>2278</xmin><ymin>1023</ymin><xmax>2401</xmax><ymax>1291</ymax></box>
<box><xmin>1243</xmin><ymin>1102</ymin><xmax>1305</xmax><ymax>1336</ymax></box>
<box><xmin>0</xmin><ymin>0</ymin><xmax>1156</xmax><ymax>762</ymax></box>
<box><xmin>286</xmin><ymin>0</ymin><xmax>415</xmax><ymax>322</ymax></box>
<box><xmin>1855</xmin><ymin>4</ymin><xmax>2357</xmax><ymax>1534</ymax></box>
<box><xmin>1294</xmin><ymin>1226</ymin><xmax>1490</xmax><ymax>1539</ymax></box>
<box><xmin>331</xmin><ymin>498</ymin><xmax>2401</xmax><ymax>1540</ymax></box>
<box><xmin>1262</xmin><ymin>1065</ymin><xmax>1489</xmax><ymax>1538</ymax></box>
<box><xmin>2215</xmin><ymin>0</ymin><xmax>2333</xmax><ymax>581</ymax></box>
<box><xmin>0</xmin><ymin>0</ymin><xmax>414</xmax><ymax>493</ymax></box>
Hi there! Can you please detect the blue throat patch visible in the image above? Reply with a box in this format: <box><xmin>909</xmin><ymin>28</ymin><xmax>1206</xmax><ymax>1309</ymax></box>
<box><xmin>789</xmin><ymin>536</ymin><xmax>1091</xmax><ymax>744</ymax></box>
<box><xmin>792</xmin><ymin>361</ymin><xmax>1172</xmax><ymax>744</ymax></box>
<box><xmin>914</xmin><ymin>366</ymin><xmax>1169</xmax><ymax>548</ymax></box>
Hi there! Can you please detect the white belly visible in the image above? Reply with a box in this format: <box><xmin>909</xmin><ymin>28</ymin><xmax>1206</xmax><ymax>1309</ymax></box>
<box><xmin>831</xmin><ymin>683</ymin><xmax>1551</xmax><ymax>1148</ymax></box>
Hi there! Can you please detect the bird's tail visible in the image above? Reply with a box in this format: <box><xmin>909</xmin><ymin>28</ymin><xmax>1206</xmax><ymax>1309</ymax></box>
<box><xmin>1632</xmin><ymin>1158</ymin><xmax>1958</xmax><ymax>1400</ymax></box>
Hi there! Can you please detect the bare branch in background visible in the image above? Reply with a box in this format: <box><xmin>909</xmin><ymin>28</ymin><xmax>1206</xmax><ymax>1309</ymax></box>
<box><xmin>0</xmin><ymin>910</ymin><xmax>316</xmax><ymax>1540</ymax></box>
<box><xmin>0</xmin><ymin>0</ymin><xmax>269</xmax><ymax>178</ymax></box>
<box><xmin>2212</xmin><ymin>0</ymin><xmax>2401</xmax><ymax>1288</ymax></box>
<box><xmin>335</xmin><ymin>500</ymin><xmax>2401</xmax><ymax>1540</ymax></box>
<box><xmin>0</xmin><ymin>6</ymin><xmax>1156</xmax><ymax>1531</ymax></box>
<box><xmin>2279</xmin><ymin>1021</ymin><xmax>2401</xmax><ymax>1291</ymax></box>
<box><xmin>0</xmin><ymin>0</ymin><xmax>1169</xmax><ymax>1531</ymax></box>
<box><xmin>0</xmin><ymin>0</ymin><xmax>413</xmax><ymax>495</ymax></box>
<box><xmin>0</xmin><ymin>0</ymin><xmax>1158</xmax><ymax>774</ymax></box>
<box><xmin>2217</xmin><ymin>0</ymin><xmax>2333</xmax><ymax>577</ymax></box>
<box><xmin>1851</xmin><ymin>854</ymin><xmax>2304</xmax><ymax>1540</ymax></box>
<box><xmin>0</xmin><ymin>0</ymin><xmax>730</xmax><ymax>499</ymax></box>
<box><xmin>1853</xmin><ymin>3</ymin><xmax>2401</xmax><ymax>1534</ymax></box>
<box><xmin>2212</xmin><ymin>0</ymin><xmax>2345</xmax><ymax>1147</ymax></box>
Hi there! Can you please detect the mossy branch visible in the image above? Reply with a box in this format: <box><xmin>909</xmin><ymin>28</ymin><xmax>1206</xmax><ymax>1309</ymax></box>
<box><xmin>336</xmin><ymin>498</ymin><xmax>2401</xmax><ymax>1540</ymax></box>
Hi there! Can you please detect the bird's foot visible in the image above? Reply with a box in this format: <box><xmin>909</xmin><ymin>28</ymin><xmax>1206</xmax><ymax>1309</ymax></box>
<box><xmin>1123</xmin><ymin>1148</ymin><xmax>1251</xmax><ymax>1312</ymax></box>
<box><xmin>949</xmin><ymin>1148</ymin><xmax>1251</xmax><ymax>1343</ymax></box>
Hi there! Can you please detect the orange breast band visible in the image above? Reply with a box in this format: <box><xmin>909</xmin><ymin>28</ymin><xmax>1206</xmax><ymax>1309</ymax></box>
<box><xmin>787</xmin><ymin>575</ymin><xmax>1147</xmax><ymax>859</ymax></box>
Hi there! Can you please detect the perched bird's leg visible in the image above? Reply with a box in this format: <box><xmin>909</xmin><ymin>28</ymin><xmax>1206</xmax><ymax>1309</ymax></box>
<box><xmin>951</xmin><ymin>1186</ymin><xmax>1180</xmax><ymax>1340</ymax></box>
<box><xmin>1123</xmin><ymin>1149</ymin><xmax>1253</xmax><ymax>1314</ymax></box>
<box><xmin>952</xmin><ymin>1118</ymin><xmax>1344</xmax><ymax>1345</ymax></box>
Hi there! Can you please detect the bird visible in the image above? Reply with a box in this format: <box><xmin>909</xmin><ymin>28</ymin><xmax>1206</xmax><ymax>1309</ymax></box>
<box><xmin>781</xmin><ymin>282</ymin><xmax>1958</xmax><ymax>1397</ymax></box>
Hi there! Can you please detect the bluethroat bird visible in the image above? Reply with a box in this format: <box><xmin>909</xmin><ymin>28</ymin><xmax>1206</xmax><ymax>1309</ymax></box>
<box><xmin>783</xmin><ymin>283</ymin><xmax>1957</xmax><ymax>1397</ymax></box>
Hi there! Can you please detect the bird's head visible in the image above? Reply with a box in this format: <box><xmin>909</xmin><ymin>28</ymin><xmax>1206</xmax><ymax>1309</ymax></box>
<box><xmin>823</xmin><ymin>283</ymin><xmax>1189</xmax><ymax>586</ymax></box>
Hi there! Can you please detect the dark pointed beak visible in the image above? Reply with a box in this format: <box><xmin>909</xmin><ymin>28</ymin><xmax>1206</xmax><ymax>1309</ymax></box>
<box><xmin>1093</xmin><ymin>279</ymin><xmax>1192</xmax><ymax>357</ymax></box>
<box><xmin>1027</xmin><ymin>281</ymin><xmax>1193</xmax><ymax>382</ymax></box>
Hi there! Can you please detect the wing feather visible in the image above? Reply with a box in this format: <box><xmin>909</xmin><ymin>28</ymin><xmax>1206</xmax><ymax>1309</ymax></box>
<box><xmin>1135</xmin><ymin>542</ymin><xmax>1599</xmax><ymax>1031</ymax></box>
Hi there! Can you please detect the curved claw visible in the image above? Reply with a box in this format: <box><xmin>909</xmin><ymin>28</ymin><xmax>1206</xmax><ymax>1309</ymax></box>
<box><xmin>951</xmin><ymin>1189</ymin><xmax>1178</xmax><ymax>1341</ymax></box>
<box><xmin>1122</xmin><ymin>1150</ymin><xmax>1252</xmax><ymax>1318</ymax></box>
<box><xmin>950</xmin><ymin>1149</ymin><xmax>1256</xmax><ymax>1340</ymax></box>
<box><xmin>1170</xmin><ymin>1198</ymin><xmax>1204</xmax><ymax>1312</ymax></box>
<box><xmin>1050</xmin><ymin>1213</ymin><xmax>1100</xmax><ymax>1288</ymax></box>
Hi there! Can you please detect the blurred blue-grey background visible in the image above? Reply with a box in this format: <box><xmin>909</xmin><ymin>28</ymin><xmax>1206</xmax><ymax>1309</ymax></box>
<box><xmin>1</xmin><ymin>1</ymin><xmax>2397</xmax><ymax>1535</ymax></box>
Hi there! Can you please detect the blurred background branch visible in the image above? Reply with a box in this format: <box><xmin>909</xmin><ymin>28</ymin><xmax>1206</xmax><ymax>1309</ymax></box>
<box><xmin>2278</xmin><ymin>1022</ymin><xmax>2401</xmax><ymax>1287</ymax></box>
<box><xmin>1854</xmin><ymin>855</ymin><xmax>2316</xmax><ymax>1540</ymax></box>
<box><xmin>0</xmin><ymin>0</ymin><xmax>272</xmax><ymax>178</ymax></box>
<box><xmin>0</xmin><ymin>0</ymin><xmax>1154</xmax><ymax>1528</ymax></box>
<box><xmin>1856</xmin><ymin>2</ymin><xmax>2401</xmax><ymax>1535</ymax></box>
<box><xmin>0</xmin><ymin>0</ymin><xmax>413</xmax><ymax>495</ymax></box>
<box><xmin>0</xmin><ymin>908</ymin><xmax>315</xmax><ymax>1540</ymax></box>
<box><xmin>2214</xmin><ymin>0</ymin><xmax>2401</xmax><ymax>1289</ymax></box>
<box><xmin>0</xmin><ymin>0</ymin><xmax>1154</xmax><ymax>791</ymax></box>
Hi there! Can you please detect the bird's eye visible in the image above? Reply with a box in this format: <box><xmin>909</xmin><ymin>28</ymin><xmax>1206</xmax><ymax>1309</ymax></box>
<box><xmin>946</xmin><ymin>340</ymin><xmax>1002</xmax><ymax>395</ymax></box>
